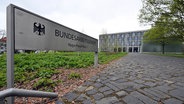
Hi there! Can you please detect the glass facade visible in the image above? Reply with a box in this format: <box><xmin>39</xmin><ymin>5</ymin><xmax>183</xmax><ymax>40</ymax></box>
<box><xmin>99</xmin><ymin>30</ymin><xmax>147</xmax><ymax>52</ymax></box>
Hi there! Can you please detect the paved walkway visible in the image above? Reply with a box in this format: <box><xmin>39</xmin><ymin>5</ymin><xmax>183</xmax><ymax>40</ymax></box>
<box><xmin>58</xmin><ymin>53</ymin><xmax>184</xmax><ymax>104</ymax></box>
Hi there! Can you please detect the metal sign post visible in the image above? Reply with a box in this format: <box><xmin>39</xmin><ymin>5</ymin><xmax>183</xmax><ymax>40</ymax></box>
<box><xmin>94</xmin><ymin>52</ymin><xmax>98</xmax><ymax>67</ymax></box>
<box><xmin>7</xmin><ymin>4</ymin><xmax>15</xmax><ymax>104</ymax></box>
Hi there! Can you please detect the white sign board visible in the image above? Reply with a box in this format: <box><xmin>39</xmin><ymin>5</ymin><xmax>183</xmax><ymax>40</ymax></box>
<box><xmin>13</xmin><ymin>5</ymin><xmax>98</xmax><ymax>52</ymax></box>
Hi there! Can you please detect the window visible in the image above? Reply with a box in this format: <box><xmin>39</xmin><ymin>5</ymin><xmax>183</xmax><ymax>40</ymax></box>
<box><xmin>135</xmin><ymin>41</ymin><xmax>138</xmax><ymax>46</ymax></box>
<box><xmin>138</xmin><ymin>41</ymin><xmax>141</xmax><ymax>46</ymax></box>
<box><xmin>132</xmin><ymin>41</ymin><xmax>135</xmax><ymax>46</ymax></box>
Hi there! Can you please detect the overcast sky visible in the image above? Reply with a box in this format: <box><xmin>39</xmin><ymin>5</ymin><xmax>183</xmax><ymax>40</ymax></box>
<box><xmin>0</xmin><ymin>0</ymin><xmax>150</xmax><ymax>39</ymax></box>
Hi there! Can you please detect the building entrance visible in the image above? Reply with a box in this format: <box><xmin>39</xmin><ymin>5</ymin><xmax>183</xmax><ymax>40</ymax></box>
<box><xmin>128</xmin><ymin>47</ymin><xmax>139</xmax><ymax>52</ymax></box>
<box><xmin>129</xmin><ymin>47</ymin><xmax>132</xmax><ymax>52</ymax></box>
<box><xmin>134</xmin><ymin>47</ymin><xmax>138</xmax><ymax>52</ymax></box>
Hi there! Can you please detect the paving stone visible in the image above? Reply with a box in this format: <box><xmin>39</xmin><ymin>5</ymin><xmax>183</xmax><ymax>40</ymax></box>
<box><xmin>142</xmin><ymin>78</ymin><xmax>155</xmax><ymax>82</ymax></box>
<box><xmin>96</xmin><ymin>97</ymin><xmax>119</xmax><ymax>104</ymax></box>
<box><xmin>113</xmin><ymin>82</ymin><xmax>136</xmax><ymax>90</ymax></box>
<box><xmin>96</xmin><ymin>79</ymin><xmax>101</xmax><ymax>82</ymax></box>
<box><xmin>149</xmin><ymin>88</ymin><xmax>170</xmax><ymax>99</ymax></box>
<box><xmin>138</xmin><ymin>88</ymin><xmax>170</xmax><ymax>101</ymax></box>
<box><xmin>62</xmin><ymin>92</ymin><xmax>78</xmax><ymax>102</ymax></box>
<box><xmin>86</xmin><ymin>89</ymin><xmax>98</xmax><ymax>95</ymax></box>
<box><xmin>101</xmin><ymin>79</ymin><xmax>110</xmax><ymax>84</ymax></box>
<box><xmin>163</xmin><ymin>80</ymin><xmax>174</xmax><ymax>84</ymax></box>
<box><xmin>134</xmin><ymin>79</ymin><xmax>145</xmax><ymax>84</ymax></box>
<box><xmin>163</xmin><ymin>98</ymin><xmax>183</xmax><ymax>104</ymax></box>
<box><xmin>138</xmin><ymin>89</ymin><xmax>160</xmax><ymax>101</ymax></box>
<box><xmin>99</xmin><ymin>76</ymin><xmax>108</xmax><ymax>80</ymax></box>
<box><xmin>143</xmin><ymin>82</ymin><xmax>157</xmax><ymax>87</ymax></box>
<box><xmin>153</xmin><ymin>85</ymin><xmax>173</xmax><ymax>94</ymax></box>
<box><xmin>75</xmin><ymin>94</ymin><xmax>89</xmax><ymax>102</ymax></box>
<box><xmin>94</xmin><ymin>82</ymin><xmax>103</xmax><ymax>88</ymax></box>
<box><xmin>128</xmin><ymin>76</ymin><xmax>136</xmax><ymax>81</ymax></box>
<box><xmin>99</xmin><ymin>86</ymin><xmax>111</xmax><ymax>92</ymax></box>
<box><xmin>61</xmin><ymin>54</ymin><xmax>184</xmax><ymax>104</ymax></box>
<box><xmin>103</xmin><ymin>90</ymin><xmax>114</xmax><ymax>96</ymax></box>
<box><xmin>114</xmin><ymin>102</ymin><xmax>123</xmax><ymax>104</ymax></box>
<box><xmin>89</xmin><ymin>76</ymin><xmax>99</xmax><ymax>82</ymax></box>
<box><xmin>156</xmin><ymin>80</ymin><xmax>166</xmax><ymax>85</ymax></box>
<box><xmin>93</xmin><ymin>93</ymin><xmax>104</xmax><ymax>100</ymax></box>
<box><xmin>110</xmin><ymin>76</ymin><xmax>120</xmax><ymax>81</ymax></box>
<box><xmin>123</xmin><ymin>94</ymin><xmax>144</xmax><ymax>104</ymax></box>
<box><xmin>124</xmin><ymin>86</ymin><xmax>136</xmax><ymax>92</ymax></box>
<box><xmin>75</xmin><ymin>86</ymin><xmax>87</xmax><ymax>92</ymax></box>
<box><xmin>134</xmin><ymin>84</ymin><xmax>145</xmax><ymax>89</ymax></box>
<box><xmin>115</xmin><ymin>78</ymin><xmax>128</xmax><ymax>83</ymax></box>
<box><xmin>169</xmin><ymin>88</ymin><xmax>184</xmax><ymax>101</ymax></box>
<box><xmin>131</xmin><ymin>91</ymin><xmax>157</xmax><ymax>104</ymax></box>
<box><xmin>83</xmin><ymin>81</ymin><xmax>93</xmax><ymax>86</ymax></box>
<box><xmin>105</xmin><ymin>83</ymin><xmax>120</xmax><ymax>91</ymax></box>
<box><xmin>170</xmin><ymin>84</ymin><xmax>183</xmax><ymax>89</ymax></box>
<box><xmin>85</xmin><ymin>86</ymin><xmax>94</xmax><ymax>91</ymax></box>
<box><xmin>116</xmin><ymin>90</ymin><xmax>128</xmax><ymax>97</ymax></box>
<box><xmin>82</xmin><ymin>99</ymin><xmax>92</xmax><ymax>104</ymax></box>
<box><xmin>99</xmin><ymin>73</ymin><xmax>108</xmax><ymax>77</ymax></box>
<box><xmin>175</xmin><ymin>82</ymin><xmax>184</xmax><ymax>87</ymax></box>
<box><xmin>55</xmin><ymin>100</ymin><xmax>65</xmax><ymax>104</ymax></box>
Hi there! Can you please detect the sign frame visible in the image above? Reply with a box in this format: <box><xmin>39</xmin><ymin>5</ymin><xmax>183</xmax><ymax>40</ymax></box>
<box><xmin>13</xmin><ymin>4</ymin><xmax>98</xmax><ymax>52</ymax></box>
<box><xmin>7</xmin><ymin>4</ymin><xmax>98</xmax><ymax>104</ymax></box>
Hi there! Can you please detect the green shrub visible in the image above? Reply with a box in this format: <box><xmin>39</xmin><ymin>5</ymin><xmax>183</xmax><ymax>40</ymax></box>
<box><xmin>33</xmin><ymin>78</ymin><xmax>57</xmax><ymax>91</ymax></box>
<box><xmin>36</xmin><ymin>68</ymin><xmax>58</xmax><ymax>78</ymax></box>
<box><xmin>14</xmin><ymin>71</ymin><xmax>27</xmax><ymax>83</ymax></box>
<box><xmin>0</xmin><ymin>52</ymin><xmax>127</xmax><ymax>88</ymax></box>
<box><xmin>68</xmin><ymin>72</ymin><xmax>82</xmax><ymax>79</ymax></box>
<box><xmin>0</xmin><ymin>70</ymin><xmax>6</xmax><ymax>87</ymax></box>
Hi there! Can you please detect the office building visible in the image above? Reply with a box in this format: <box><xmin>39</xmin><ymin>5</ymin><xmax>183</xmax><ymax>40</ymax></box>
<box><xmin>99</xmin><ymin>30</ymin><xmax>147</xmax><ymax>52</ymax></box>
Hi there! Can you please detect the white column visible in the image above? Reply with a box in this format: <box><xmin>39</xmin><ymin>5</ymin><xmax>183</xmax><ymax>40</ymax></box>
<box><xmin>140</xmin><ymin>40</ymin><xmax>143</xmax><ymax>53</ymax></box>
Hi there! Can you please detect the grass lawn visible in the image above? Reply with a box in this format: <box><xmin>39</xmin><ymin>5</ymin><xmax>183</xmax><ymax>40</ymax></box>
<box><xmin>144</xmin><ymin>52</ymin><xmax>184</xmax><ymax>58</ymax></box>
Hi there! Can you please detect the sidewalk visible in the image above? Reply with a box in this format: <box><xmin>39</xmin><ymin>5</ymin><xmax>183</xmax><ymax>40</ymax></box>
<box><xmin>59</xmin><ymin>53</ymin><xmax>184</xmax><ymax>104</ymax></box>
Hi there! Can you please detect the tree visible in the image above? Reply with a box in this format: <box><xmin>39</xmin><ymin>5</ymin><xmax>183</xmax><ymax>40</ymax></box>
<box><xmin>103</xmin><ymin>35</ymin><xmax>109</xmax><ymax>52</ymax></box>
<box><xmin>100</xmin><ymin>29</ymin><xmax>109</xmax><ymax>52</ymax></box>
<box><xmin>144</xmin><ymin>24</ymin><xmax>172</xmax><ymax>54</ymax></box>
<box><xmin>139</xmin><ymin>0</ymin><xmax>184</xmax><ymax>41</ymax></box>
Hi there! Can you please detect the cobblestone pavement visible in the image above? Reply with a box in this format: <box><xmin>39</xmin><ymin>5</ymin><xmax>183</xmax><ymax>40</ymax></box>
<box><xmin>58</xmin><ymin>53</ymin><xmax>184</xmax><ymax>104</ymax></box>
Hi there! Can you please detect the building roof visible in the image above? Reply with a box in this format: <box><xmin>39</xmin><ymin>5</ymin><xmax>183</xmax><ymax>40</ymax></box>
<box><xmin>99</xmin><ymin>29</ymin><xmax>148</xmax><ymax>36</ymax></box>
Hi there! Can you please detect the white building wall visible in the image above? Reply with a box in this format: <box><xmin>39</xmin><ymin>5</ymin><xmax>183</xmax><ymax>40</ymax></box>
<box><xmin>99</xmin><ymin>30</ymin><xmax>147</xmax><ymax>52</ymax></box>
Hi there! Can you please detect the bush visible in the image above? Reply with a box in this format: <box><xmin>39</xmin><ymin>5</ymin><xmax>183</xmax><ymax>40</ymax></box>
<box><xmin>36</xmin><ymin>68</ymin><xmax>58</xmax><ymax>78</ymax></box>
<box><xmin>0</xmin><ymin>52</ymin><xmax>127</xmax><ymax>89</ymax></box>
<box><xmin>0</xmin><ymin>70</ymin><xmax>6</xmax><ymax>87</ymax></box>
<box><xmin>33</xmin><ymin>78</ymin><xmax>58</xmax><ymax>91</ymax></box>
<box><xmin>68</xmin><ymin>72</ymin><xmax>82</xmax><ymax>79</ymax></box>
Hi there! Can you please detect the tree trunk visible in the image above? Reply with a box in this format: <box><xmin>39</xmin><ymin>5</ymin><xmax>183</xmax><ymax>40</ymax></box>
<box><xmin>162</xmin><ymin>43</ymin><xmax>165</xmax><ymax>54</ymax></box>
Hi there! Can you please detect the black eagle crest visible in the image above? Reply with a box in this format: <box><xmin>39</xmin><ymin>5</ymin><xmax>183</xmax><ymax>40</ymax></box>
<box><xmin>33</xmin><ymin>22</ymin><xmax>45</xmax><ymax>35</ymax></box>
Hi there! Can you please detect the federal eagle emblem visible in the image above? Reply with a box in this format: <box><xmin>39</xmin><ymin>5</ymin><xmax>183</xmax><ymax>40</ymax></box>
<box><xmin>33</xmin><ymin>22</ymin><xmax>45</xmax><ymax>36</ymax></box>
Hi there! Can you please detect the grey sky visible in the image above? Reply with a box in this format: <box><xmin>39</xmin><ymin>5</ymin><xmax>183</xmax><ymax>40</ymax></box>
<box><xmin>0</xmin><ymin>0</ymin><xmax>150</xmax><ymax>39</ymax></box>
